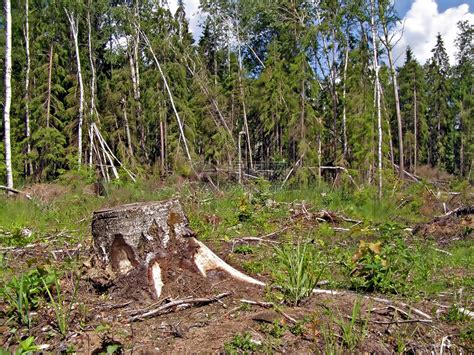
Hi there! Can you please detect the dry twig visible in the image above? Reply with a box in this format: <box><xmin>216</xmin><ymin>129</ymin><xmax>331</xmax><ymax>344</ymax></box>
<box><xmin>129</xmin><ymin>292</ymin><xmax>231</xmax><ymax>322</ymax></box>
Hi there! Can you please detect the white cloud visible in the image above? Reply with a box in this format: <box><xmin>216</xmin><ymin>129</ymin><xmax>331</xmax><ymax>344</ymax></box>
<box><xmin>168</xmin><ymin>0</ymin><xmax>205</xmax><ymax>40</ymax></box>
<box><xmin>393</xmin><ymin>0</ymin><xmax>474</xmax><ymax>66</ymax></box>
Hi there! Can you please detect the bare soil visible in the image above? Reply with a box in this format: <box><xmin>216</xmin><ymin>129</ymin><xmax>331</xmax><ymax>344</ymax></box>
<box><xmin>1</xmin><ymin>234</ymin><xmax>472</xmax><ymax>354</ymax></box>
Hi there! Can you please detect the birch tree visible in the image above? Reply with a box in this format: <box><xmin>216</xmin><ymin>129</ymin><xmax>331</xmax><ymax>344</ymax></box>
<box><xmin>65</xmin><ymin>8</ymin><xmax>85</xmax><ymax>166</ymax></box>
<box><xmin>378</xmin><ymin>0</ymin><xmax>404</xmax><ymax>178</ymax></box>
<box><xmin>24</xmin><ymin>0</ymin><xmax>32</xmax><ymax>175</ymax></box>
<box><xmin>370</xmin><ymin>0</ymin><xmax>383</xmax><ymax>197</ymax></box>
<box><xmin>3</xmin><ymin>0</ymin><xmax>13</xmax><ymax>188</ymax></box>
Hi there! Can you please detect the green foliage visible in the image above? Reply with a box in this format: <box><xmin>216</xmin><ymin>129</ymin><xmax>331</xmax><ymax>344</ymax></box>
<box><xmin>444</xmin><ymin>305</ymin><xmax>470</xmax><ymax>323</ymax></box>
<box><xmin>2</xmin><ymin>267</ymin><xmax>56</xmax><ymax>328</ymax></box>
<box><xmin>335</xmin><ymin>299</ymin><xmax>369</xmax><ymax>351</ymax></box>
<box><xmin>224</xmin><ymin>332</ymin><xmax>259</xmax><ymax>354</ymax></box>
<box><xmin>274</xmin><ymin>243</ymin><xmax>325</xmax><ymax>306</ymax></box>
<box><xmin>321</xmin><ymin>299</ymin><xmax>369</xmax><ymax>352</ymax></box>
<box><xmin>233</xmin><ymin>245</ymin><xmax>254</xmax><ymax>255</ymax></box>
<box><xmin>42</xmin><ymin>272</ymin><xmax>80</xmax><ymax>337</ymax></box>
<box><xmin>238</xmin><ymin>195</ymin><xmax>252</xmax><ymax>222</ymax></box>
<box><xmin>0</xmin><ymin>336</ymin><xmax>40</xmax><ymax>355</ymax></box>
<box><xmin>346</xmin><ymin>238</ymin><xmax>413</xmax><ymax>294</ymax></box>
<box><xmin>15</xmin><ymin>336</ymin><xmax>40</xmax><ymax>355</ymax></box>
<box><xmin>259</xmin><ymin>320</ymin><xmax>286</xmax><ymax>339</ymax></box>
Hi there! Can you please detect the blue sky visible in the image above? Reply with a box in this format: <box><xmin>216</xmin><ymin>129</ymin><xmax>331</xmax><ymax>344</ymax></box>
<box><xmin>169</xmin><ymin>0</ymin><xmax>474</xmax><ymax>66</ymax></box>
<box><xmin>395</xmin><ymin>0</ymin><xmax>473</xmax><ymax>16</ymax></box>
<box><xmin>392</xmin><ymin>0</ymin><xmax>473</xmax><ymax>65</ymax></box>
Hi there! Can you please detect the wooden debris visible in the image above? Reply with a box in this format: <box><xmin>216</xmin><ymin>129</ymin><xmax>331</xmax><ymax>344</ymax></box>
<box><xmin>129</xmin><ymin>292</ymin><xmax>231</xmax><ymax>321</ymax></box>
<box><xmin>0</xmin><ymin>185</ymin><xmax>32</xmax><ymax>199</ymax></box>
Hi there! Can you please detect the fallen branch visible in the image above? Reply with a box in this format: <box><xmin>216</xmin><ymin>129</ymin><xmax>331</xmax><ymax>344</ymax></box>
<box><xmin>442</xmin><ymin>205</ymin><xmax>473</xmax><ymax>218</ymax></box>
<box><xmin>370</xmin><ymin>305</ymin><xmax>411</xmax><ymax>319</ymax></box>
<box><xmin>281</xmin><ymin>154</ymin><xmax>304</xmax><ymax>188</ymax></box>
<box><xmin>230</xmin><ymin>237</ymin><xmax>280</xmax><ymax>247</ymax></box>
<box><xmin>364</xmin><ymin>318</ymin><xmax>432</xmax><ymax>324</ymax></box>
<box><xmin>311</xmin><ymin>288</ymin><xmax>433</xmax><ymax>321</ymax></box>
<box><xmin>0</xmin><ymin>185</ymin><xmax>32</xmax><ymax>199</ymax></box>
<box><xmin>129</xmin><ymin>292</ymin><xmax>231</xmax><ymax>322</ymax></box>
<box><xmin>392</xmin><ymin>163</ymin><xmax>420</xmax><ymax>183</ymax></box>
<box><xmin>240</xmin><ymin>299</ymin><xmax>273</xmax><ymax>308</ymax></box>
<box><xmin>431</xmin><ymin>247</ymin><xmax>453</xmax><ymax>256</ymax></box>
<box><xmin>333</xmin><ymin>227</ymin><xmax>350</xmax><ymax>232</ymax></box>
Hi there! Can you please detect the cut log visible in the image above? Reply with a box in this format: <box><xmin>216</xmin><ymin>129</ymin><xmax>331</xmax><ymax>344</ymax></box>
<box><xmin>90</xmin><ymin>199</ymin><xmax>263</xmax><ymax>301</ymax></box>
<box><xmin>0</xmin><ymin>185</ymin><xmax>32</xmax><ymax>199</ymax></box>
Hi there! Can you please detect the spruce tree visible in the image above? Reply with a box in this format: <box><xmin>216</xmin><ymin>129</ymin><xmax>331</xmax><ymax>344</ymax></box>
<box><xmin>425</xmin><ymin>34</ymin><xmax>453</xmax><ymax>170</ymax></box>
<box><xmin>398</xmin><ymin>47</ymin><xmax>428</xmax><ymax>172</ymax></box>
<box><xmin>453</xmin><ymin>21</ymin><xmax>473</xmax><ymax>177</ymax></box>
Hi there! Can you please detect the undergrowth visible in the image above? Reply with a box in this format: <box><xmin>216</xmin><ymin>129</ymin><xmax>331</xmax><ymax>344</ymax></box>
<box><xmin>0</xmin><ymin>175</ymin><xmax>472</xmax><ymax>351</ymax></box>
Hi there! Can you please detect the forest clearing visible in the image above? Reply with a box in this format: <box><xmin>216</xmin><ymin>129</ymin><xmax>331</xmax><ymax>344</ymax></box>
<box><xmin>0</xmin><ymin>174</ymin><xmax>472</xmax><ymax>353</ymax></box>
<box><xmin>0</xmin><ymin>0</ymin><xmax>473</xmax><ymax>353</ymax></box>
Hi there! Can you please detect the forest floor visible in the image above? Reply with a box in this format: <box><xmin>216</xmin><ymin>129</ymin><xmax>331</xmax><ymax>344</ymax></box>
<box><xmin>0</xmin><ymin>174</ymin><xmax>473</xmax><ymax>354</ymax></box>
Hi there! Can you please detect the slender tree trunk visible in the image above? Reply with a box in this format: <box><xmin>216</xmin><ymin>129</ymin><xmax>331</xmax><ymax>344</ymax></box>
<box><xmin>24</xmin><ymin>0</ymin><xmax>32</xmax><ymax>176</ymax></box>
<box><xmin>122</xmin><ymin>98</ymin><xmax>133</xmax><ymax>159</ymax></box>
<box><xmin>300</xmin><ymin>69</ymin><xmax>306</xmax><ymax>144</ymax></box>
<box><xmin>381</xmin><ymin>27</ymin><xmax>404</xmax><ymax>179</ymax></box>
<box><xmin>371</xmin><ymin>0</ymin><xmax>383</xmax><ymax>198</ymax></box>
<box><xmin>65</xmin><ymin>9</ymin><xmax>84</xmax><ymax>166</ymax></box>
<box><xmin>87</xmin><ymin>5</ymin><xmax>96</xmax><ymax>169</ymax></box>
<box><xmin>46</xmin><ymin>45</ymin><xmax>53</xmax><ymax>128</ymax></box>
<box><xmin>342</xmin><ymin>46</ymin><xmax>349</xmax><ymax>160</ymax></box>
<box><xmin>130</xmin><ymin>2</ymin><xmax>147</xmax><ymax>161</ymax></box>
<box><xmin>413</xmin><ymin>85</ymin><xmax>418</xmax><ymax>174</ymax></box>
<box><xmin>160</xmin><ymin>119</ymin><xmax>165</xmax><ymax>171</ymax></box>
<box><xmin>3</xmin><ymin>0</ymin><xmax>13</xmax><ymax>189</ymax></box>
<box><xmin>237</xmin><ymin>39</ymin><xmax>253</xmax><ymax>170</ymax></box>
<box><xmin>318</xmin><ymin>118</ymin><xmax>322</xmax><ymax>185</ymax></box>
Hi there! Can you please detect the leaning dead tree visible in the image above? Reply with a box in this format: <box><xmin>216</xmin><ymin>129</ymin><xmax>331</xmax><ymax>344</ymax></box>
<box><xmin>90</xmin><ymin>199</ymin><xmax>263</xmax><ymax>301</ymax></box>
<box><xmin>65</xmin><ymin>8</ymin><xmax>85</xmax><ymax>166</ymax></box>
<box><xmin>141</xmin><ymin>30</ymin><xmax>193</xmax><ymax>167</ymax></box>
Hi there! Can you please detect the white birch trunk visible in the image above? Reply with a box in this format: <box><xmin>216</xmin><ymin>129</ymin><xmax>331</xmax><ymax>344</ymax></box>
<box><xmin>132</xmin><ymin>2</ymin><xmax>147</xmax><ymax>160</ymax></box>
<box><xmin>121</xmin><ymin>98</ymin><xmax>133</xmax><ymax>158</ymax></box>
<box><xmin>381</xmin><ymin>24</ymin><xmax>404</xmax><ymax>178</ymax></box>
<box><xmin>371</xmin><ymin>0</ymin><xmax>383</xmax><ymax>198</ymax></box>
<box><xmin>3</xmin><ymin>0</ymin><xmax>13</xmax><ymax>188</ymax></box>
<box><xmin>24</xmin><ymin>0</ymin><xmax>32</xmax><ymax>175</ymax></box>
<box><xmin>87</xmin><ymin>6</ymin><xmax>96</xmax><ymax>168</ymax></box>
<box><xmin>65</xmin><ymin>10</ymin><xmax>85</xmax><ymax>166</ymax></box>
<box><xmin>237</xmin><ymin>28</ymin><xmax>253</xmax><ymax>170</ymax></box>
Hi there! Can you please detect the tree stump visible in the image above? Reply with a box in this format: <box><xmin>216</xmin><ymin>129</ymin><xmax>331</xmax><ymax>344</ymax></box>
<box><xmin>91</xmin><ymin>199</ymin><xmax>263</xmax><ymax>301</ymax></box>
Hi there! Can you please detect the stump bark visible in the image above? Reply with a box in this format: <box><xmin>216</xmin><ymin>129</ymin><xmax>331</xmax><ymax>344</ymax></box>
<box><xmin>91</xmin><ymin>199</ymin><xmax>263</xmax><ymax>301</ymax></box>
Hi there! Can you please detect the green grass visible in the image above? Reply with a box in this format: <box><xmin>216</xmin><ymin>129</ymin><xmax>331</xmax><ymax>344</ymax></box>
<box><xmin>0</xmin><ymin>177</ymin><xmax>472</xmax><ymax>353</ymax></box>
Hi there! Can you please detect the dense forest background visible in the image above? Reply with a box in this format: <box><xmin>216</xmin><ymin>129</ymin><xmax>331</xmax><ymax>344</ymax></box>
<box><xmin>0</xmin><ymin>0</ymin><xmax>472</xmax><ymax>188</ymax></box>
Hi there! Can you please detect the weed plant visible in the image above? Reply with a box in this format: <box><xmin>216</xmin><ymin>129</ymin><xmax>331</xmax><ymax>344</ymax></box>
<box><xmin>224</xmin><ymin>332</ymin><xmax>259</xmax><ymax>354</ymax></box>
<box><xmin>2</xmin><ymin>267</ymin><xmax>56</xmax><ymax>328</ymax></box>
<box><xmin>42</xmin><ymin>272</ymin><xmax>80</xmax><ymax>337</ymax></box>
<box><xmin>321</xmin><ymin>298</ymin><xmax>369</xmax><ymax>352</ymax></box>
<box><xmin>274</xmin><ymin>242</ymin><xmax>325</xmax><ymax>306</ymax></box>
